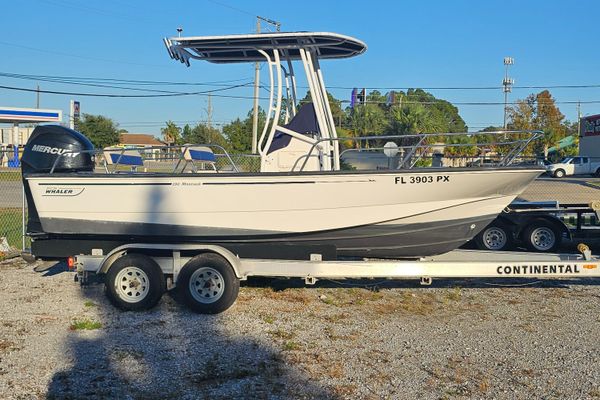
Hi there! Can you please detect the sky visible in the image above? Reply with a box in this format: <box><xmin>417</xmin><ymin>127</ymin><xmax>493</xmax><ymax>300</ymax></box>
<box><xmin>1</xmin><ymin>0</ymin><xmax>599</xmax><ymax>136</ymax></box>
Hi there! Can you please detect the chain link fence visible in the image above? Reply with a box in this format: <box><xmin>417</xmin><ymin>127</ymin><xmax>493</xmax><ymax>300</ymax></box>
<box><xmin>0</xmin><ymin>149</ymin><xmax>27</xmax><ymax>254</ymax></box>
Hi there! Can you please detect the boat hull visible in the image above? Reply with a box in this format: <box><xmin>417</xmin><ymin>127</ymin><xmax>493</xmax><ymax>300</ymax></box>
<box><xmin>25</xmin><ymin>168</ymin><xmax>542</xmax><ymax>258</ymax></box>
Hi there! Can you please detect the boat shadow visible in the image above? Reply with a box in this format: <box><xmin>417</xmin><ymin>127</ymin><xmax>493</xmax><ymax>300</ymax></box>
<box><xmin>45</xmin><ymin>279</ymin><xmax>339</xmax><ymax>399</ymax></box>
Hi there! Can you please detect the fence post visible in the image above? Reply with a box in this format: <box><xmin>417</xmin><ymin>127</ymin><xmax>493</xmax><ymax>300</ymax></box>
<box><xmin>22</xmin><ymin>182</ymin><xmax>26</xmax><ymax>251</ymax></box>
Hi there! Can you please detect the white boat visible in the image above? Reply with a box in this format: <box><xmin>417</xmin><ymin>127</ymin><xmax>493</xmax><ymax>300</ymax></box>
<box><xmin>21</xmin><ymin>32</ymin><xmax>544</xmax><ymax>259</ymax></box>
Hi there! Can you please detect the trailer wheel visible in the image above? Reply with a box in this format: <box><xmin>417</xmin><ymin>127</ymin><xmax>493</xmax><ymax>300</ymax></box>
<box><xmin>553</xmin><ymin>169</ymin><xmax>565</xmax><ymax>178</ymax></box>
<box><xmin>523</xmin><ymin>221</ymin><xmax>561</xmax><ymax>252</ymax></box>
<box><xmin>105</xmin><ymin>254</ymin><xmax>166</xmax><ymax>311</ymax></box>
<box><xmin>178</xmin><ymin>253</ymin><xmax>239</xmax><ymax>314</ymax></box>
<box><xmin>475</xmin><ymin>222</ymin><xmax>513</xmax><ymax>251</ymax></box>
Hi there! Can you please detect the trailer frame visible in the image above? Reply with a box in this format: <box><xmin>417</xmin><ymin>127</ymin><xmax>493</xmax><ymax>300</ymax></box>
<box><xmin>471</xmin><ymin>200</ymin><xmax>600</xmax><ymax>252</ymax></box>
<box><xmin>73</xmin><ymin>242</ymin><xmax>600</xmax><ymax>314</ymax></box>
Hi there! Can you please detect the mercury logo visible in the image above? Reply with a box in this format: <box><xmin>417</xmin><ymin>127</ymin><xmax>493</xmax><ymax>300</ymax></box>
<box><xmin>31</xmin><ymin>144</ymin><xmax>78</xmax><ymax>157</ymax></box>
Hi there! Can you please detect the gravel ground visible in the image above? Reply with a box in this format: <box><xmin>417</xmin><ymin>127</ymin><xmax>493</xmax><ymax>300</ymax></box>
<box><xmin>1</xmin><ymin>257</ymin><xmax>600</xmax><ymax>399</ymax></box>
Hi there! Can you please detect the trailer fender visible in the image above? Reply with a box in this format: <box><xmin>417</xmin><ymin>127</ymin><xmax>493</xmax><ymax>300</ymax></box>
<box><xmin>97</xmin><ymin>244</ymin><xmax>243</xmax><ymax>278</ymax></box>
<box><xmin>519</xmin><ymin>217</ymin><xmax>572</xmax><ymax>241</ymax></box>
<box><xmin>500</xmin><ymin>213</ymin><xmax>571</xmax><ymax>241</ymax></box>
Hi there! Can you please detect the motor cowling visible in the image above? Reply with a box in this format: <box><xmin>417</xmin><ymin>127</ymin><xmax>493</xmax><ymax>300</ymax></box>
<box><xmin>21</xmin><ymin>125</ymin><xmax>95</xmax><ymax>175</ymax></box>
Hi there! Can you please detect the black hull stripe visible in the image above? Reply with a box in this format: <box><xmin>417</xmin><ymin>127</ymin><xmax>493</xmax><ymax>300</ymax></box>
<box><xmin>33</xmin><ymin>214</ymin><xmax>496</xmax><ymax>259</ymax></box>
<box><xmin>38</xmin><ymin>182</ymin><xmax>172</xmax><ymax>186</ymax></box>
<box><xmin>203</xmin><ymin>181</ymin><xmax>316</xmax><ymax>185</ymax></box>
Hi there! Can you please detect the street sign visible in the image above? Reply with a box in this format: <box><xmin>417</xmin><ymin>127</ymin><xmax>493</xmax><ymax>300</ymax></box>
<box><xmin>383</xmin><ymin>141</ymin><xmax>399</xmax><ymax>158</ymax></box>
<box><xmin>70</xmin><ymin>100</ymin><xmax>81</xmax><ymax>130</ymax></box>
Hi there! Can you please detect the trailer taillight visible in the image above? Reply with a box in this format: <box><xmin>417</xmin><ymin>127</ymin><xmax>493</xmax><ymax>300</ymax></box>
<box><xmin>67</xmin><ymin>256</ymin><xmax>75</xmax><ymax>270</ymax></box>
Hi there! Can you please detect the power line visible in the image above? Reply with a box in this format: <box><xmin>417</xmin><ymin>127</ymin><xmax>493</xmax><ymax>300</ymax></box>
<box><xmin>0</xmin><ymin>72</ymin><xmax>253</xmax><ymax>94</ymax></box>
<box><xmin>0</xmin><ymin>71</ymin><xmax>252</xmax><ymax>87</ymax></box>
<box><xmin>331</xmin><ymin>98</ymin><xmax>600</xmax><ymax>106</ymax></box>
<box><xmin>324</xmin><ymin>84</ymin><xmax>600</xmax><ymax>91</ymax></box>
<box><xmin>5</xmin><ymin>70</ymin><xmax>600</xmax><ymax>92</ymax></box>
<box><xmin>0</xmin><ymin>83</ymin><xmax>266</xmax><ymax>99</ymax></box>
<box><xmin>205</xmin><ymin>0</ymin><xmax>257</xmax><ymax>17</ymax></box>
<box><xmin>3</xmin><ymin>81</ymin><xmax>597</xmax><ymax>105</ymax></box>
<box><xmin>0</xmin><ymin>40</ymin><xmax>168</xmax><ymax>68</ymax></box>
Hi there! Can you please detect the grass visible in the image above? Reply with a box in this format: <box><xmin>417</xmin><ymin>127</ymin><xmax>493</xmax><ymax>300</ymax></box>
<box><xmin>69</xmin><ymin>319</ymin><xmax>102</xmax><ymax>331</ymax></box>
<box><xmin>0</xmin><ymin>170</ymin><xmax>22</xmax><ymax>182</ymax></box>
<box><xmin>318</xmin><ymin>288</ymin><xmax>384</xmax><ymax>307</ymax></box>
<box><xmin>0</xmin><ymin>208</ymin><xmax>24</xmax><ymax>250</ymax></box>
<box><xmin>282</xmin><ymin>341</ymin><xmax>301</xmax><ymax>351</ymax></box>
<box><xmin>83</xmin><ymin>301</ymin><xmax>96</xmax><ymax>308</ymax></box>
<box><xmin>261</xmin><ymin>314</ymin><xmax>275</xmax><ymax>324</ymax></box>
<box><xmin>268</xmin><ymin>329</ymin><xmax>295</xmax><ymax>340</ymax></box>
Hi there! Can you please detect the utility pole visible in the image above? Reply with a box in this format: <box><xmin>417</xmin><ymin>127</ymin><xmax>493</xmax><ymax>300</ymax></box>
<box><xmin>207</xmin><ymin>94</ymin><xmax>213</xmax><ymax>129</ymax></box>
<box><xmin>577</xmin><ymin>101</ymin><xmax>582</xmax><ymax>137</ymax></box>
<box><xmin>251</xmin><ymin>16</ymin><xmax>281</xmax><ymax>154</ymax></box>
<box><xmin>36</xmin><ymin>85</ymin><xmax>40</xmax><ymax>108</ymax></box>
<box><xmin>251</xmin><ymin>18</ymin><xmax>261</xmax><ymax>154</ymax></box>
<box><xmin>206</xmin><ymin>93</ymin><xmax>213</xmax><ymax>143</ymax></box>
<box><xmin>502</xmin><ymin>57</ymin><xmax>514</xmax><ymax>130</ymax></box>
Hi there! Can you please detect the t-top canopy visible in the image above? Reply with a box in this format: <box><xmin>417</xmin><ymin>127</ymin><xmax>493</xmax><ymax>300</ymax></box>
<box><xmin>164</xmin><ymin>32</ymin><xmax>366</xmax><ymax>65</ymax></box>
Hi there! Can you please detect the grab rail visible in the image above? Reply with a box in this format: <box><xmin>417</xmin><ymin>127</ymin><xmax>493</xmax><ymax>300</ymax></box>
<box><xmin>293</xmin><ymin>130</ymin><xmax>544</xmax><ymax>171</ymax></box>
<box><xmin>49</xmin><ymin>143</ymin><xmax>240</xmax><ymax>174</ymax></box>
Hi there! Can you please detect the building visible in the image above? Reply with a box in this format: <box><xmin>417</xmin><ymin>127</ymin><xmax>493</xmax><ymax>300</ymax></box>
<box><xmin>579</xmin><ymin>114</ymin><xmax>600</xmax><ymax>158</ymax></box>
<box><xmin>119</xmin><ymin>133</ymin><xmax>166</xmax><ymax>160</ymax></box>
<box><xmin>1</xmin><ymin>107</ymin><xmax>63</xmax><ymax>167</ymax></box>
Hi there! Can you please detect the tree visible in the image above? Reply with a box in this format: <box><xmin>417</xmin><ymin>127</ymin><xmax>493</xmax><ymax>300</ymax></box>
<box><xmin>161</xmin><ymin>121</ymin><xmax>182</xmax><ymax>145</ymax></box>
<box><xmin>298</xmin><ymin>91</ymin><xmax>346</xmax><ymax>127</ymax></box>
<box><xmin>182</xmin><ymin>124</ymin><xmax>192</xmax><ymax>141</ymax></box>
<box><xmin>349</xmin><ymin>103</ymin><xmax>388</xmax><ymax>148</ymax></box>
<box><xmin>223</xmin><ymin>118</ymin><xmax>251</xmax><ymax>153</ymax></box>
<box><xmin>508</xmin><ymin>90</ymin><xmax>567</xmax><ymax>156</ymax></box>
<box><xmin>182</xmin><ymin>123</ymin><xmax>229</xmax><ymax>149</ymax></box>
<box><xmin>389</xmin><ymin>103</ymin><xmax>440</xmax><ymax>134</ymax></box>
<box><xmin>77</xmin><ymin>114</ymin><xmax>120</xmax><ymax>148</ymax></box>
<box><xmin>387</xmin><ymin>89</ymin><xmax>467</xmax><ymax>133</ymax></box>
<box><xmin>222</xmin><ymin>108</ymin><xmax>266</xmax><ymax>153</ymax></box>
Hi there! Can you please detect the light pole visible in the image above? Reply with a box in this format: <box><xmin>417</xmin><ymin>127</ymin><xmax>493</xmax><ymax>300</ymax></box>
<box><xmin>502</xmin><ymin>57</ymin><xmax>514</xmax><ymax>129</ymax></box>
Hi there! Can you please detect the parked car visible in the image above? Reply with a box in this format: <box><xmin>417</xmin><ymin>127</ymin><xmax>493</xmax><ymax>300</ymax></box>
<box><xmin>466</xmin><ymin>158</ymin><xmax>495</xmax><ymax>167</ymax></box>
<box><xmin>546</xmin><ymin>156</ymin><xmax>600</xmax><ymax>178</ymax></box>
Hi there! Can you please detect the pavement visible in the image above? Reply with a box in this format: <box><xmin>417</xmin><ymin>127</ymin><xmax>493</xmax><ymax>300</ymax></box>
<box><xmin>519</xmin><ymin>176</ymin><xmax>600</xmax><ymax>204</ymax></box>
<box><xmin>0</xmin><ymin>180</ymin><xmax>22</xmax><ymax>208</ymax></box>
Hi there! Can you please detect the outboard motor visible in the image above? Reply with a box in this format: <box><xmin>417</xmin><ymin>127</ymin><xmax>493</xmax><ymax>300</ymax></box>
<box><xmin>21</xmin><ymin>125</ymin><xmax>95</xmax><ymax>175</ymax></box>
<box><xmin>21</xmin><ymin>125</ymin><xmax>95</xmax><ymax>235</ymax></box>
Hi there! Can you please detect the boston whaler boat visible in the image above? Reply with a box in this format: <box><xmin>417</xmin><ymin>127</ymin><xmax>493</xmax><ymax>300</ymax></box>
<box><xmin>22</xmin><ymin>32</ymin><xmax>544</xmax><ymax>261</ymax></box>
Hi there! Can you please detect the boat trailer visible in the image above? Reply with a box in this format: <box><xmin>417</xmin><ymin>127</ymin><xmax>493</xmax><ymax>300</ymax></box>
<box><xmin>71</xmin><ymin>243</ymin><xmax>599</xmax><ymax>314</ymax></box>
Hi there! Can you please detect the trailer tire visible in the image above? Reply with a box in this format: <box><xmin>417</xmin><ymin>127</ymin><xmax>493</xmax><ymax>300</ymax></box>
<box><xmin>553</xmin><ymin>169</ymin><xmax>565</xmax><ymax>178</ymax></box>
<box><xmin>105</xmin><ymin>254</ymin><xmax>166</xmax><ymax>311</ymax></box>
<box><xmin>522</xmin><ymin>220</ymin><xmax>561</xmax><ymax>252</ymax></box>
<box><xmin>178</xmin><ymin>253</ymin><xmax>239</xmax><ymax>314</ymax></box>
<box><xmin>475</xmin><ymin>222</ymin><xmax>513</xmax><ymax>251</ymax></box>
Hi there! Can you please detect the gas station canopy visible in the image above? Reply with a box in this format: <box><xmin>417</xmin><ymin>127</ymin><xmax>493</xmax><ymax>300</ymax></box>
<box><xmin>0</xmin><ymin>107</ymin><xmax>62</xmax><ymax>124</ymax></box>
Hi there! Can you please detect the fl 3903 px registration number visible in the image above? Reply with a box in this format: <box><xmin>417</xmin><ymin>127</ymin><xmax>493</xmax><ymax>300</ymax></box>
<box><xmin>394</xmin><ymin>175</ymin><xmax>450</xmax><ymax>184</ymax></box>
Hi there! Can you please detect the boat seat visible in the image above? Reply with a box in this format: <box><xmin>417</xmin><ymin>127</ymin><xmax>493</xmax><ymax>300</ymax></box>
<box><xmin>268</xmin><ymin>102</ymin><xmax>319</xmax><ymax>154</ymax></box>
<box><xmin>103</xmin><ymin>148</ymin><xmax>144</xmax><ymax>172</ymax></box>
<box><xmin>182</xmin><ymin>145</ymin><xmax>217</xmax><ymax>172</ymax></box>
